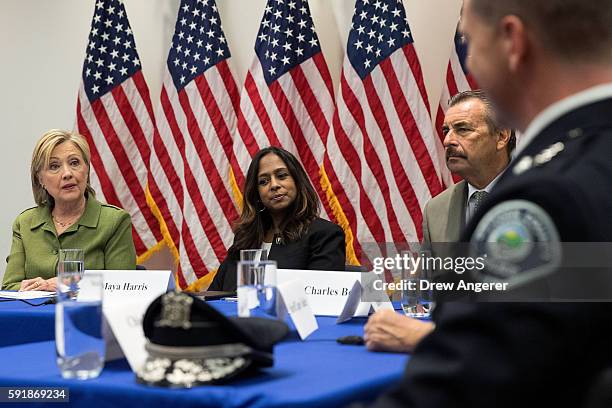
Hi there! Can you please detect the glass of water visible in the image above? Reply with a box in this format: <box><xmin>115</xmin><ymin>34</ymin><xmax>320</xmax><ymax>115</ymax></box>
<box><xmin>240</xmin><ymin>248</ymin><xmax>268</xmax><ymax>263</ymax></box>
<box><xmin>59</xmin><ymin>249</ymin><xmax>84</xmax><ymax>277</ymax></box>
<box><xmin>237</xmin><ymin>260</ymin><xmax>277</xmax><ymax>318</ymax></box>
<box><xmin>55</xmin><ymin>271</ymin><xmax>105</xmax><ymax>379</ymax></box>
<box><xmin>401</xmin><ymin>250</ymin><xmax>434</xmax><ymax>318</ymax></box>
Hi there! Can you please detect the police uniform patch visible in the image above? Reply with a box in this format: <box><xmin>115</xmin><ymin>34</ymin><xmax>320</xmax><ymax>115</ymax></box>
<box><xmin>470</xmin><ymin>200</ymin><xmax>561</xmax><ymax>288</ymax></box>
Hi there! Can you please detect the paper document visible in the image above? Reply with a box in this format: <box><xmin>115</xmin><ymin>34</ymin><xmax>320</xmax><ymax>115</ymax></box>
<box><xmin>0</xmin><ymin>290</ymin><xmax>55</xmax><ymax>300</ymax></box>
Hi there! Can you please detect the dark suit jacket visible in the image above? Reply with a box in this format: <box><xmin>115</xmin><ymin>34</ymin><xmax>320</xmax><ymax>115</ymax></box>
<box><xmin>208</xmin><ymin>218</ymin><xmax>346</xmax><ymax>292</ymax></box>
<box><xmin>368</xmin><ymin>97</ymin><xmax>612</xmax><ymax>408</ymax></box>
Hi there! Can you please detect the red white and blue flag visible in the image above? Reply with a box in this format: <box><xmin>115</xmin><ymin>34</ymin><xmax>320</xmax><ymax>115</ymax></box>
<box><xmin>231</xmin><ymin>0</ymin><xmax>336</xmax><ymax>222</ymax></box>
<box><xmin>324</xmin><ymin>0</ymin><xmax>448</xmax><ymax>257</ymax></box>
<box><xmin>148</xmin><ymin>0</ymin><xmax>240</xmax><ymax>289</ymax></box>
<box><xmin>435</xmin><ymin>28</ymin><xmax>478</xmax><ymax>160</ymax></box>
<box><xmin>76</xmin><ymin>0</ymin><xmax>163</xmax><ymax>259</ymax></box>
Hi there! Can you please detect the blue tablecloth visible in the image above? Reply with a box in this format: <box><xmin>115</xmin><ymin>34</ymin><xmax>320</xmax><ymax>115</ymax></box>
<box><xmin>0</xmin><ymin>300</ymin><xmax>55</xmax><ymax>347</ymax></box>
<box><xmin>0</xmin><ymin>300</ymin><xmax>408</xmax><ymax>407</ymax></box>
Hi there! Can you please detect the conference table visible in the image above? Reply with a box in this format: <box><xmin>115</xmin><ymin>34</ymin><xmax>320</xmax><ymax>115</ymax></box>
<box><xmin>0</xmin><ymin>299</ymin><xmax>408</xmax><ymax>407</ymax></box>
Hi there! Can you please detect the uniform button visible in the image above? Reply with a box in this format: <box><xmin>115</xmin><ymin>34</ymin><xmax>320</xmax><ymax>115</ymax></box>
<box><xmin>568</xmin><ymin>128</ymin><xmax>583</xmax><ymax>139</ymax></box>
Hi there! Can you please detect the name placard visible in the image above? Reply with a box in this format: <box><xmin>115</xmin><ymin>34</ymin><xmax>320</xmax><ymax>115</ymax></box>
<box><xmin>276</xmin><ymin>269</ymin><xmax>365</xmax><ymax>316</ymax></box>
<box><xmin>84</xmin><ymin>270</ymin><xmax>174</xmax><ymax>300</ymax></box>
<box><xmin>276</xmin><ymin>279</ymin><xmax>318</xmax><ymax>339</ymax></box>
<box><xmin>82</xmin><ymin>270</ymin><xmax>173</xmax><ymax>372</ymax></box>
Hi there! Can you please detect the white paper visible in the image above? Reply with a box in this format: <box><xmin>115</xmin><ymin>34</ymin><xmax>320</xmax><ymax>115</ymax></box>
<box><xmin>336</xmin><ymin>274</ymin><xmax>394</xmax><ymax>323</ymax></box>
<box><xmin>237</xmin><ymin>286</ymin><xmax>260</xmax><ymax>317</ymax></box>
<box><xmin>360</xmin><ymin>272</ymin><xmax>394</xmax><ymax>312</ymax></box>
<box><xmin>0</xmin><ymin>290</ymin><xmax>55</xmax><ymax>300</ymax></box>
<box><xmin>276</xmin><ymin>269</ymin><xmax>362</xmax><ymax>316</ymax></box>
<box><xmin>276</xmin><ymin>279</ymin><xmax>318</xmax><ymax>340</ymax></box>
<box><xmin>104</xmin><ymin>300</ymin><xmax>150</xmax><ymax>372</ymax></box>
<box><xmin>336</xmin><ymin>280</ymin><xmax>363</xmax><ymax>323</ymax></box>
<box><xmin>84</xmin><ymin>270</ymin><xmax>172</xmax><ymax>302</ymax></box>
<box><xmin>81</xmin><ymin>270</ymin><xmax>173</xmax><ymax>372</ymax></box>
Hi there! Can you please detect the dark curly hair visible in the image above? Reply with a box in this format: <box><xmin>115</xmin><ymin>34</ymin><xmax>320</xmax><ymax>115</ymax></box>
<box><xmin>231</xmin><ymin>146</ymin><xmax>320</xmax><ymax>252</ymax></box>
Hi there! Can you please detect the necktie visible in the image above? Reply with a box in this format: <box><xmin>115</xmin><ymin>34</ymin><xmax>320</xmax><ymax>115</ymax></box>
<box><xmin>471</xmin><ymin>191</ymin><xmax>489</xmax><ymax>215</ymax></box>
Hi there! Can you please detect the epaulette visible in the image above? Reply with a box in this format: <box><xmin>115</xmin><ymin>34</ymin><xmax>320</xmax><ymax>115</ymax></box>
<box><xmin>512</xmin><ymin>126</ymin><xmax>592</xmax><ymax>176</ymax></box>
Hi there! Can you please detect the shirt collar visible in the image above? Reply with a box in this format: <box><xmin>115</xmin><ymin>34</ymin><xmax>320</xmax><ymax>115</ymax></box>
<box><xmin>78</xmin><ymin>196</ymin><xmax>101</xmax><ymax>228</ymax></box>
<box><xmin>467</xmin><ymin>171</ymin><xmax>502</xmax><ymax>201</ymax></box>
<box><xmin>30</xmin><ymin>196</ymin><xmax>100</xmax><ymax>230</ymax></box>
<box><xmin>514</xmin><ymin>83</ymin><xmax>612</xmax><ymax>157</ymax></box>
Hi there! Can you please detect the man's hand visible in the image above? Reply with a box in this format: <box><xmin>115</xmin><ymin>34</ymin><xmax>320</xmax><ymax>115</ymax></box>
<box><xmin>364</xmin><ymin>309</ymin><xmax>435</xmax><ymax>353</ymax></box>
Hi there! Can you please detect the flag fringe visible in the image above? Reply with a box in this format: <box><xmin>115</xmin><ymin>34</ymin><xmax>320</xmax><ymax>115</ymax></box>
<box><xmin>136</xmin><ymin>239</ymin><xmax>166</xmax><ymax>265</ymax></box>
<box><xmin>144</xmin><ymin>183</ymin><xmax>181</xmax><ymax>288</ymax></box>
<box><xmin>229</xmin><ymin>167</ymin><xmax>243</xmax><ymax>211</ymax></box>
<box><xmin>184</xmin><ymin>270</ymin><xmax>217</xmax><ymax>293</ymax></box>
<box><xmin>319</xmin><ymin>164</ymin><xmax>359</xmax><ymax>265</ymax></box>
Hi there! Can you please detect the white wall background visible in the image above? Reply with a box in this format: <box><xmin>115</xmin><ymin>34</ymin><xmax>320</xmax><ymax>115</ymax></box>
<box><xmin>0</xmin><ymin>0</ymin><xmax>461</xmax><ymax>281</ymax></box>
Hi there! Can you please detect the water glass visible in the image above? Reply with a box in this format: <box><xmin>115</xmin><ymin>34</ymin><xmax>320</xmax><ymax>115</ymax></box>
<box><xmin>237</xmin><ymin>260</ymin><xmax>277</xmax><ymax>318</ymax></box>
<box><xmin>401</xmin><ymin>251</ymin><xmax>434</xmax><ymax>318</ymax></box>
<box><xmin>56</xmin><ymin>272</ymin><xmax>105</xmax><ymax>379</ymax></box>
<box><xmin>59</xmin><ymin>248</ymin><xmax>85</xmax><ymax>277</ymax></box>
<box><xmin>240</xmin><ymin>249</ymin><xmax>268</xmax><ymax>262</ymax></box>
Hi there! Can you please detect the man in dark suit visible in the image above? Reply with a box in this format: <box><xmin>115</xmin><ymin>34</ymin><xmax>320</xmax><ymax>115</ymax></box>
<box><xmin>365</xmin><ymin>90</ymin><xmax>514</xmax><ymax>353</ymax></box>
<box><xmin>363</xmin><ymin>0</ymin><xmax>612</xmax><ymax>406</ymax></box>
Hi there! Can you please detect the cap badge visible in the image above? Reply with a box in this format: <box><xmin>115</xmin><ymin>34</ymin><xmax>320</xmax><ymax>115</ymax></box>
<box><xmin>156</xmin><ymin>292</ymin><xmax>193</xmax><ymax>330</ymax></box>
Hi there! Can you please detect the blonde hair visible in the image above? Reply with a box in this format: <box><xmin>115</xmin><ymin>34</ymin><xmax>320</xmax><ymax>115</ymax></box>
<box><xmin>31</xmin><ymin>129</ymin><xmax>95</xmax><ymax>206</ymax></box>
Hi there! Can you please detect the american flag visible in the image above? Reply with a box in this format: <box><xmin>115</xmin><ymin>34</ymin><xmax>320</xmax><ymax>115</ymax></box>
<box><xmin>434</xmin><ymin>28</ymin><xmax>477</xmax><ymax>183</ymax></box>
<box><xmin>324</xmin><ymin>0</ymin><xmax>447</xmax><ymax>258</ymax></box>
<box><xmin>231</xmin><ymin>0</ymin><xmax>337</xmax><ymax>222</ymax></box>
<box><xmin>76</xmin><ymin>0</ymin><xmax>163</xmax><ymax>259</ymax></box>
<box><xmin>148</xmin><ymin>0</ymin><xmax>240</xmax><ymax>289</ymax></box>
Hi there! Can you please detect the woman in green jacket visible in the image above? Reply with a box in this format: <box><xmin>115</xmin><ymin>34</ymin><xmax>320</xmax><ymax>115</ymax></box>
<box><xmin>2</xmin><ymin>130</ymin><xmax>136</xmax><ymax>291</ymax></box>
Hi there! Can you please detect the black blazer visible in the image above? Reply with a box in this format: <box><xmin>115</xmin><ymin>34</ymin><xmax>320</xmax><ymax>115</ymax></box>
<box><xmin>208</xmin><ymin>218</ymin><xmax>346</xmax><ymax>292</ymax></box>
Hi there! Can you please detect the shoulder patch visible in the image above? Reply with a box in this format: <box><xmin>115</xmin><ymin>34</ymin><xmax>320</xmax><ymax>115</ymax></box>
<box><xmin>470</xmin><ymin>200</ymin><xmax>561</xmax><ymax>288</ymax></box>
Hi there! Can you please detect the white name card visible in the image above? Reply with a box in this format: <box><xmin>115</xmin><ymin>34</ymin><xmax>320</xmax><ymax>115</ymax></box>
<box><xmin>82</xmin><ymin>270</ymin><xmax>174</xmax><ymax>372</ymax></box>
<box><xmin>276</xmin><ymin>269</ymin><xmax>364</xmax><ymax>316</ymax></box>
<box><xmin>360</xmin><ymin>271</ymin><xmax>395</xmax><ymax>312</ymax></box>
<box><xmin>84</xmin><ymin>270</ymin><xmax>174</xmax><ymax>301</ymax></box>
<box><xmin>336</xmin><ymin>275</ymin><xmax>393</xmax><ymax>324</ymax></box>
<box><xmin>103</xmin><ymin>299</ymin><xmax>153</xmax><ymax>372</ymax></box>
<box><xmin>276</xmin><ymin>279</ymin><xmax>318</xmax><ymax>340</ymax></box>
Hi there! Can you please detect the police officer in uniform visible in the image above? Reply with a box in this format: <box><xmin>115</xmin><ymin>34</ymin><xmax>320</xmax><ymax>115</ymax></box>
<box><xmin>365</xmin><ymin>0</ymin><xmax>612</xmax><ymax>407</ymax></box>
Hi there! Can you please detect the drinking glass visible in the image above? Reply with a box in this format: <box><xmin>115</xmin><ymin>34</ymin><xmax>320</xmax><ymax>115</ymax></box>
<box><xmin>400</xmin><ymin>250</ymin><xmax>434</xmax><ymax>318</ymax></box>
<box><xmin>59</xmin><ymin>249</ymin><xmax>85</xmax><ymax>277</ymax></box>
<box><xmin>237</xmin><ymin>260</ymin><xmax>277</xmax><ymax>318</ymax></box>
<box><xmin>55</xmin><ymin>271</ymin><xmax>105</xmax><ymax>379</ymax></box>
<box><xmin>240</xmin><ymin>249</ymin><xmax>268</xmax><ymax>262</ymax></box>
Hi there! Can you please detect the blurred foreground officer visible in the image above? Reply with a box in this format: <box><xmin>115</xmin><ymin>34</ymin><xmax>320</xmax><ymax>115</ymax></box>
<box><xmin>364</xmin><ymin>0</ymin><xmax>612</xmax><ymax>406</ymax></box>
<box><xmin>2</xmin><ymin>130</ymin><xmax>136</xmax><ymax>291</ymax></box>
<box><xmin>209</xmin><ymin>147</ymin><xmax>345</xmax><ymax>292</ymax></box>
<box><xmin>365</xmin><ymin>90</ymin><xmax>515</xmax><ymax>353</ymax></box>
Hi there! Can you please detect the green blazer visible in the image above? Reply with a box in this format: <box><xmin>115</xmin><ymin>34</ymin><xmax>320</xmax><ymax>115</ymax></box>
<box><xmin>2</xmin><ymin>197</ymin><xmax>136</xmax><ymax>290</ymax></box>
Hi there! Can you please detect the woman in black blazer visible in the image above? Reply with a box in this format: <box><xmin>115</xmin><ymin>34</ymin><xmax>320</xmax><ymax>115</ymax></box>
<box><xmin>208</xmin><ymin>146</ymin><xmax>346</xmax><ymax>292</ymax></box>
